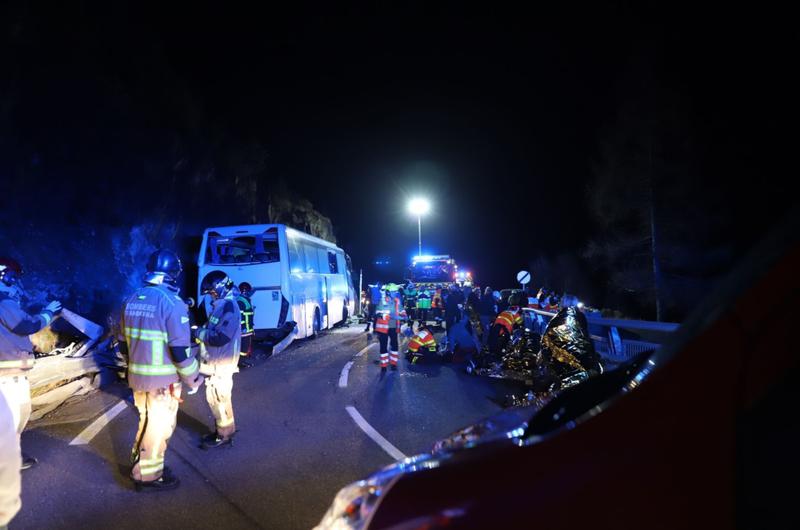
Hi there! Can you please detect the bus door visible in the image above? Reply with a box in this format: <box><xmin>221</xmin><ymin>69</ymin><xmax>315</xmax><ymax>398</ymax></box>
<box><xmin>320</xmin><ymin>276</ymin><xmax>329</xmax><ymax>329</ymax></box>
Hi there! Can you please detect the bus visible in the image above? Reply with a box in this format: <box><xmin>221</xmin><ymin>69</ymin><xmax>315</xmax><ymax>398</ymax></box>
<box><xmin>197</xmin><ymin>224</ymin><xmax>355</xmax><ymax>346</ymax></box>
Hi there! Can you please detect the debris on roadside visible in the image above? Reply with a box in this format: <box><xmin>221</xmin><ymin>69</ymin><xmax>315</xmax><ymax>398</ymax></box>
<box><xmin>27</xmin><ymin>309</ymin><xmax>111</xmax><ymax>422</ymax></box>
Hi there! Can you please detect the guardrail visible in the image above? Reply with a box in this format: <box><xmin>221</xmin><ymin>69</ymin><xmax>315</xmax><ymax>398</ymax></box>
<box><xmin>522</xmin><ymin>308</ymin><xmax>680</xmax><ymax>365</ymax></box>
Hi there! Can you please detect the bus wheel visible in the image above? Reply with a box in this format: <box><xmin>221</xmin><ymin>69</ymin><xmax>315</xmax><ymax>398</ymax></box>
<box><xmin>311</xmin><ymin>308</ymin><xmax>321</xmax><ymax>339</ymax></box>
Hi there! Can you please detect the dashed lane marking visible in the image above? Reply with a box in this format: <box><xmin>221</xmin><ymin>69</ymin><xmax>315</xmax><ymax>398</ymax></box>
<box><xmin>346</xmin><ymin>406</ymin><xmax>407</xmax><ymax>461</ymax></box>
<box><xmin>69</xmin><ymin>400</ymin><xmax>129</xmax><ymax>446</ymax></box>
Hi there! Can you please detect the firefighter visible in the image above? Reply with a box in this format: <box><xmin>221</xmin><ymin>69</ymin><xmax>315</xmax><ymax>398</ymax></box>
<box><xmin>196</xmin><ymin>271</ymin><xmax>242</xmax><ymax>449</ymax></box>
<box><xmin>0</xmin><ymin>257</ymin><xmax>61</xmax><ymax>471</ymax></box>
<box><xmin>236</xmin><ymin>282</ymin><xmax>255</xmax><ymax>370</ymax></box>
<box><xmin>374</xmin><ymin>290</ymin><xmax>403</xmax><ymax>372</ymax></box>
<box><xmin>1</xmin><ymin>388</ymin><xmax>21</xmax><ymax>527</ymax></box>
<box><xmin>488</xmin><ymin>293</ymin><xmax>524</xmax><ymax>353</ymax></box>
<box><xmin>405</xmin><ymin>321</ymin><xmax>437</xmax><ymax>364</ymax></box>
<box><xmin>118</xmin><ymin>249</ymin><xmax>202</xmax><ymax>491</ymax></box>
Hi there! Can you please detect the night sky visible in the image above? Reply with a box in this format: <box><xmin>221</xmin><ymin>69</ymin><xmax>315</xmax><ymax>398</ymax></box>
<box><xmin>1</xmin><ymin>3</ymin><xmax>793</xmax><ymax>314</ymax></box>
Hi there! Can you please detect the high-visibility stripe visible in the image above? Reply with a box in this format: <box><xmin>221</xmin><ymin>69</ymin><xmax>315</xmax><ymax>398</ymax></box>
<box><xmin>177</xmin><ymin>359</ymin><xmax>198</xmax><ymax>376</ymax></box>
<box><xmin>124</xmin><ymin>328</ymin><xmax>169</xmax><ymax>340</ymax></box>
<box><xmin>217</xmin><ymin>417</ymin><xmax>235</xmax><ymax>427</ymax></box>
<box><xmin>139</xmin><ymin>464</ymin><xmax>164</xmax><ymax>475</ymax></box>
<box><xmin>129</xmin><ymin>363</ymin><xmax>177</xmax><ymax>376</ymax></box>
<box><xmin>124</xmin><ymin>327</ymin><xmax>174</xmax><ymax>372</ymax></box>
<box><xmin>41</xmin><ymin>312</ymin><xmax>52</xmax><ymax>326</ymax></box>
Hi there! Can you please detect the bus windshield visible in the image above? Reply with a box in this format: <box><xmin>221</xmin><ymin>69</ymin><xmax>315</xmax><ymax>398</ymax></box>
<box><xmin>205</xmin><ymin>230</ymin><xmax>280</xmax><ymax>265</ymax></box>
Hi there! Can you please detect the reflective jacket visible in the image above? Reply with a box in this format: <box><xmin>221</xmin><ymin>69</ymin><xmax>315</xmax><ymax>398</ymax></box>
<box><xmin>408</xmin><ymin>329</ymin><xmax>436</xmax><ymax>353</ymax></box>
<box><xmin>0</xmin><ymin>291</ymin><xmax>54</xmax><ymax>375</ymax></box>
<box><xmin>236</xmin><ymin>295</ymin><xmax>254</xmax><ymax>335</ymax></box>
<box><xmin>120</xmin><ymin>284</ymin><xmax>198</xmax><ymax>392</ymax></box>
<box><xmin>416</xmin><ymin>291</ymin><xmax>432</xmax><ymax>309</ymax></box>
<box><xmin>432</xmin><ymin>290</ymin><xmax>443</xmax><ymax>308</ymax></box>
<box><xmin>375</xmin><ymin>296</ymin><xmax>403</xmax><ymax>334</ymax></box>
<box><xmin>199</xmin><ymin>296</ymin><xmax>241</xmax><ymax>371</ymax></box>
<box><xmin>494</xmin><ymin>307</ymin><xmax>523</xmax><ymax>335</ymax></box>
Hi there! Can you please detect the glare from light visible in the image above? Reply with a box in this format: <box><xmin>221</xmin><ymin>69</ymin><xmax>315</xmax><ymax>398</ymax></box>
<box><xmin>408</xmin><ymin>198</ymin><xmax>431</xmax><ymax>216</ymax></box>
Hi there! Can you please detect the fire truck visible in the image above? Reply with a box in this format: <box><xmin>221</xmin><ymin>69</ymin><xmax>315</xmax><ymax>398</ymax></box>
<box><xmin>407</xmin><ymin>255</ymin><xmax>458</xmax><ymax>283</ymax></box>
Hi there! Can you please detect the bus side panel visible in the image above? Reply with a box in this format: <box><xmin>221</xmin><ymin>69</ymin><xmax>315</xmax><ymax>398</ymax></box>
<box><xmin>326</xmin><ymin>274</ymin><xmax>345</xmax><ymax>326</ymax></box>
<box><xmin>288</xmin><ymin>272</ymin><xmax>309</xmax><ymax>338</ymax></box>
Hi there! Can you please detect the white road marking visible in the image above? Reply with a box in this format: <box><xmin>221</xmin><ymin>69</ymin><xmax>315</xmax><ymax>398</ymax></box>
<box><xmin>339</xmin><ymin>343</ymin><xmax>376</xmax><ymax>388</ymax></box>
<box><xmin>69</xmin><ymin>400</ymin><xmax>129</xmax><ymax>446</ymax></box>
<box><xmin>355</xmin><ymin>343</ymin><xmax>374</xmax><ymax>357</ymax></box>
<box><xmin>346</xmin><ymin>406</ymin><xmax>407</xmax><ymax>460</ymax></box>
<box><xmin>339</xmin><ymin>361</ymin><xmax>354</xmax><ymax>388</ymax></box>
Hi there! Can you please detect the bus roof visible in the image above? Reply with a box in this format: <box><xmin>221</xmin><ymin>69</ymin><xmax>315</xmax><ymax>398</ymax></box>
<box><xmin>203</xmin><ymin>224</ymin><xmax>341</xmax><ymax>250</ymax></box>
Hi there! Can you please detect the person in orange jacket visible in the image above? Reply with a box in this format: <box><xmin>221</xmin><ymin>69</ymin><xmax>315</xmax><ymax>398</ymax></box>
<box><xmin>405</xmin><ymin>321</ymin><xmax>437</xmax><ymax>364</ymax></box>
<box><xmin>487</xmin><ymin>293</ymin><xmax>524</xmax><ymax>353</ymax></box>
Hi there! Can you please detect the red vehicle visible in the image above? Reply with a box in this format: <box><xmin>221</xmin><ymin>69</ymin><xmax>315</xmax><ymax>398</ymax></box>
<box><xmin>316</xmin><ymin>213</ymin><xmax>799</xmax><ymax>529</ymax></box>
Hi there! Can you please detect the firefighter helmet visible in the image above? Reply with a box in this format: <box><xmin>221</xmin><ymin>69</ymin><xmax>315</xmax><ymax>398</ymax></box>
<box><xmin>238</xmin><ymin>282</ymin><xmax>253</xmax><ymax>296</ymax></box>
<box><xmin>0</xmin><ymin>257</ymin><xmax>23</xmax><ymax>287</ymax></box>
<box><xmin>145</xmin><ymin>249</ymin><xmax>183</xmax><ymax>285</ymax></box>
<box><xmin>202</xmin><ymin>271</ymin><xmax>234</xmax><ymax>299</ymax></box>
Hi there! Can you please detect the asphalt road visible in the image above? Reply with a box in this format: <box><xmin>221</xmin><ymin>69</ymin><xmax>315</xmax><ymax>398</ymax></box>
<box><xmin>14</xmin><ymin>325</ymin><xmax>522</xmax><ymax>530</ymax></box>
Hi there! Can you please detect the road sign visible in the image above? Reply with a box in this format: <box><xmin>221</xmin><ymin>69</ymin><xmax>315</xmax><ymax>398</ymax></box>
<box><xmin>516</xmin><ymin>270</ymin><xmax>531</xmax><ymax>285</ymax></box>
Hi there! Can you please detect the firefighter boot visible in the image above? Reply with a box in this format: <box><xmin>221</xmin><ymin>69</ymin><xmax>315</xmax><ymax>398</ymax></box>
<box><xmin>133</xmin><ymin>473</ymin><xmax>180</xmax><ymax>492</ymax></box>
<box><xmin>21</xmin><ymin>453</ymin><xmax>37</xmax><ymax>470</ymax></box>
<box><xmin>201</xmin><ymin>432</ymin><xmax>234</xmax><ymax>450</ymax></box>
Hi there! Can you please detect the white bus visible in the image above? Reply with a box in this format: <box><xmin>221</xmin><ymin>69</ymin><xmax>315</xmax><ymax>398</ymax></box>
<box><xmin>197</xmin><ymin>224</ymin><xmax>355</xmax><ymax>346</ymax></box>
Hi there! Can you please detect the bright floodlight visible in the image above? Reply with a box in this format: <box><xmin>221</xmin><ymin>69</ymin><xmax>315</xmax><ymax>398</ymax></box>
<box><xmin>408</xmin><ymin>198</ymin><xmax>431</xmax><ymax>216</ymax></box>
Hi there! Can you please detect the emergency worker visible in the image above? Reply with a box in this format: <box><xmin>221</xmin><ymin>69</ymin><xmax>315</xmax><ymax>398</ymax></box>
<box><xmin>364</xmin><ymin>282</ymin><xmax>382</xmax><ymax>334</ymax></box>
<box><xmin>416</xmin><ymin>286</ymin><xmax>431</xmax><ymax>323</ymax></box>
<box><xmin>374</xmin><ymin>290</ymin><xmax>403</xmax><ymax>372</ymax></box>
<box><xmin>405</xmin><ymin>321</ymin><xmax>437</xmax><ymax>364</ymax></box>
<box><xmin>0</xmin><ymin>257</ymin><xmax>61</xmax><ymax>470</ymax></box>
<box><xmin>431</xmin><ymin>286</ymin><xmax>444</xmax><ymax>321</ymax></box>
<box><xmin>403</xmin><ymin>282</ymin><xmax>418</xmax><ymax>320</ymax></box>
<box><xmin>1</xmin><ymin>388</ymin><xmax>21</xmax><ymax>527</ymax></box>
<box><xmin>488</xmin><ymin>293</ymin><xmax>524</xmax><ymax>353</ymax></box>
<box><xmin>118</xmin><ymin>249</ymin><xmax>202</xmax><ymax>491</ymax></box>
<box><xmin>236</xmin><ymin>282</ymin><xmax>255</xmax><ymax>369</ymax></box>
<box><xmin>445</xmin><ymin>284</ymin><xmax>465</xmax><ymax>343</ymax></box>
<box><xmin>196</xmin><ymin>271</ymin><xmax>242</xmax><ymax>449</ymax></box>
<box><xmin>479</xmin><ymin>286</ymin><xmax>497</xmax><ymax>346</ymax></box>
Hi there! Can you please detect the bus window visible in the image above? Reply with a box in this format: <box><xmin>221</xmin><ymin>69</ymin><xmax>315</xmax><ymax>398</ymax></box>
<box><xmin>206</xmin><ymin>233</ymin><xmax>279</xmax><ymax>265</ymax></box>
<box><xmin>327</xmin><ymin>251</ymin><xmax>339</xmax><ymax>274</ymax></box>
<box><xmin>288</xmin><ymin>236</ymin><xmax>304</xmax><ymax>273</ymax></box>
<box><xmin>302</xmin><ymin>242</ymin><xmax>319</xmax><ymax>273</ymax></box>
